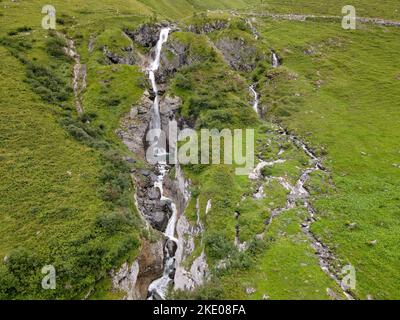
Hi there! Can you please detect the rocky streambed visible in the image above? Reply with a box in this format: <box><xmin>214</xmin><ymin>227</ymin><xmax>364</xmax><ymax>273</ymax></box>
<box><xmin>112</xmin><ymin>24</ymin><xmax>209</xmax><ymax>300</ymax></box>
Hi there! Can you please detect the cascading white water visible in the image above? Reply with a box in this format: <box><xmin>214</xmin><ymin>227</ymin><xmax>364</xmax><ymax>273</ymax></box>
<box><xmin>249</xmin><ymin>85</ymin><xmax>259</xmax><ymax>114</ymax></box>
<box><xmin>149</xmin><ymin>27</ymin><xmax>170</xmax><ymax>131</ymax></box>
<box><xmin>271</xmin><ymin>52</ymin><xmax>280</xmax><ymax>68</ymax></box>
<box><xmin>145</xmin><ymin>27</ymin><xmax>179</xmax><ymax>300</ymax></box>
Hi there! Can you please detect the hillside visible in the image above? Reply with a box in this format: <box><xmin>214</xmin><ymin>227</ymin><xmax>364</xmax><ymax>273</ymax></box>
<box><xmin>0</xmin><ymin>0</ymin><xmax>399</xmax><ymax>300</ymax></box>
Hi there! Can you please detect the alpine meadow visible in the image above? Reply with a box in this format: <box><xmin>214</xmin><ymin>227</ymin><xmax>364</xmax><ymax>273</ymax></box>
<box><xmin>0</xmin><ymin>0</ymin><xmax>399</xmax><ymax>302</ymax></box>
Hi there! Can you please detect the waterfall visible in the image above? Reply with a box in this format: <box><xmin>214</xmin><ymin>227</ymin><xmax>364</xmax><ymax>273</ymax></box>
<box><xmin>149</xmin><ymin>27</ymin><xmax>170</xmax><ymax>130</ymax></box>
<box><xmin>271</xmin><ymin>51</ymin><xmax>280</xmax><ymax>68</ymax></box>
<box><xmin>249</xmin><ymin>85</ymin><xmax>259</xmax><ymax>114</ymax></box>
<box><xmin>146</xmin><ymin>27</ymin><xmax>179</xmax><ymax>300</ymax></box>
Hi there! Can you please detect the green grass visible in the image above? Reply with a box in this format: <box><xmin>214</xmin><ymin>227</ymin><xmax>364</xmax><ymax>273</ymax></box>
<box><xmin>0</xmin><ymin>44</ymin><xmax>141</xmax><ymax>299</ymax></box>
<box><xmin>1</xmin><ymin>0</ymin><xmax>399</xmax><ymax>300</ymax></box>
<box><xmin>255</xmin><ymin>18</ymin><xmax>400</xmax><ymax>299</ymax></box>
<box><xmin>220</xmin><ymin>209</ymin><xmax>344</xmax><ymax>300</ymax></box>
<box><xmin>256</xmin><ymin>0</ymin><xmax>400</xmax><ymax>20</ymax></box>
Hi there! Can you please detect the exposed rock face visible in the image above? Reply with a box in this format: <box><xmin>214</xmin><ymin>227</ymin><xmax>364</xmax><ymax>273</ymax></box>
<box><xmin>135</xmin><ymin>172</ymin><xmax>173</xmax><ymax>232</ymax></box>
<box><xmin>160</xmin><ymin>95</ymin><xmax>182</xmax><ymax>135</ymax></box>
<box><xmin>166</xmin><ymin>166</ymin><xmax>208</xmax><ymax>292</ymax></box>
<box><xmin>125</xmin><ymin>24</ymin><xmax>162</xmax><ymax>48</ymax></box>
<box><xmin>112</xmin><ymin>239</ymin><xmax>165</xmax><ymax>300</ymax></box>
<box><xmin>174</xmin><ymin>215</ymin><xmax>209</xmax><ymax>291</ymax></box>
<box><xmin>215</xmin><ymin>37</ymin><xmax>262</xmax><ymax>72</ymax></box>
<box><xmin>112</xmin><ymin>261</ymin><xmax>140</xmax><ymax>300</ymax></box>
<box><xmin>157</xmin><ymin>40</ymin><xmax>187</xmax><ymax>81</ymax></box>
<box><xmin>117</xmin><ymin>93</ymin><xmax>152</xmax><ymax>159</ymax></box>
<box><xmin>103</xmin><ymin>46</ymin><xmax>136</xmax><ymax>65</ymax></box>
<box><xmin>187</xmin><ymin>20</ymin><xmax>228</xmax><ymax>34</ymax></box>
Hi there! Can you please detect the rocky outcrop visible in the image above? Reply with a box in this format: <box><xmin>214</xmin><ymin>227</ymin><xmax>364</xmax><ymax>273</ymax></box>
<box><xmin>163</xmin><ymin>164</ymin><xmax>208</xmax><ymax>292</ymax></box>
<box><xmin>215</xmin><ymin>37</ymin><xmax>262</xmax><ymax>72</ymax></box>
<box><xmin>125</xmin><ymin>23</ymin><xmax>179</xmax><ymax>48</ymax></box>
<box><xmin>187</xmin><ymin>20</ymin><xmax>228</xmax><ymax>34</ymax></box>
<box><xmin>112</xmin><ymin>239</ymin><xmax>165</xmax><ymax>300</ymax></box>
<box><xmin>160</xmin><ymin>95</ymin><xmax>182</xmax><ymax>135</ymax></box>
<box><xmin>117</xmin><ymin>92</ymin><xmax>152</xmax><ymax>159</ymax></box>
<box><xmin>112</xmin><ymin>261</ymin><xmax>140</xmax><ymax>299</ymax></box>
<box><xmin>103</xmin><ymin>46</ymin><xmax>136</xmax><ymax>65</ymax></box>
<box><xmin>174</xmin><ymin>215</ymin><xmax>208</xmax><ymax>291</ymax></box>
<box><xmin>125</xmin><ymin>24</ymin><xmax>163</xmax><ymax>48</ymax></box>
<box><xmin>135</xmin><ymin>170</ymin><xmax>173</xmax><ymax>232</ymax></box>
<box><xmin>156</xmin><ymin>40</ymin><xmax>188</xmax><ymax>82</ymax></box>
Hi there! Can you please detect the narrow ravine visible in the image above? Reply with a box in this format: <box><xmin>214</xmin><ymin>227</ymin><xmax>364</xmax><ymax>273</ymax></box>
<box><xmin>145</xmin><ymin>27</ymin><xmax>180</xmax><ymax>300</ymax></box>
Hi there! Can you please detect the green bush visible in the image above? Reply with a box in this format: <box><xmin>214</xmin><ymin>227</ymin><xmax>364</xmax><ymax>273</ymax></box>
<box><xmin>261</xmin><ymin>166</ymin><xmax>273</xmax><ymax>177</ymax></box>
<box><xmin>174</xmin><ymin>73</ymin><xmax>193</xmax><ymax>90</ymax></box>
<box><xmin>46</xmin><ymin>35</ymin><xmax>69</xmax><ymax>60</ymax></box>
<box><xmin>26</xmin><ymin>62</ymin><xmax>72</xmax><ymax>105</ymax></box>
<box><xmin>204</xmin><ymin>233</ymin><xmax>235</xmax><ymax>260</ymax></box>
<box><xmin>95</xmin><ymin>211</ymin><xmax>132</xmax><ymax>235</ymax></box>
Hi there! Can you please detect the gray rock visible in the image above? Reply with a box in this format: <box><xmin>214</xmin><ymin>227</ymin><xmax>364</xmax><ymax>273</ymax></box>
<box><xmin>117</xmin><ymin>95</ymin><xmax>152</xmax><ymax>159</ymax></box>
<box><xmin>125</xmin><ymin>24</ymin><xmax>162</xmax><ymax>48</ymax></box>
<box><xmin>148</xmin><ymin>211</ymin><xmax>169</xmax><ymax>231</ymax></box>
<box><xmin>215</xmin><ymin>37</ymin><xmax>263</xmax><ymax>72</ymax></box>
<box><xmin>148</xmin><ymin>187</ymin><xmax>161</xmax><ymax>200</ymax></box>
<box><xmin>187</xmin><ymin>20</ymin><xmax>228</xmax><ymax>34</ymax></box>
<box><xmin>124</xmin><ymin>157</ymin><xmax>136</xmax><ymax>164</ymax></box>
<box><xmin>166</xmin><ymin>239</ymin><xmax>177</xmax><ymax>257</ymax></box>
<box><xmin>103</xmin><ymin>46</ymin><xmax>136</xmax><ymax>65</ymax></box>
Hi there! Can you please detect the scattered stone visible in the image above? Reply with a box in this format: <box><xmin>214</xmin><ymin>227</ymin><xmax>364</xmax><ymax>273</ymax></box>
<box><xmin>326</xmin><ymin>288</ymin><xmax>340</xmax><ymax>300</ymax></box>
<box><xmin>124</xmin><ymin>157</ymin><xmax>136</xmax><ymax>164</ymax></box>
<box><xmin>348</xmin><ymin>222</ymin><xmax>357</xmax><ymax>230</ymax></box>
<box><xmin>246</xmin><ymin>287</ymin><xmax>256</xmax><ymax>295</ymax></box>
<box><xmin>139</xmin><ymin>169</ymin><xmax>151</xmax><ymax>177</ymax></box>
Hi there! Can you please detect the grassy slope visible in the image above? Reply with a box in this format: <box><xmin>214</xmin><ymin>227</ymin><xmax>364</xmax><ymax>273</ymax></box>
<box><xmin>166</xmin><ymin>22</ymin><xmax>343</xmax><ymax>299</ymax></box>
<box><xmin>258</xmin><ymin>0</ymin><xmax>400</xmax><ymax>20</ymax></box>
<box><xmin>0</xmin><ymin>0</ymin><xmax>260</xmax><ymax>300</ymax></box>
<box><xmin>256</xmin><ymin>18</ymin><xmax>400</xmax><ymax>299</ymax></box>
<box><xmin>0</xmin><ymin>47</ymin><xmax>106</xmax><ymax>258</ymax></box>
<box><xmin>1</xmin><ymin>0</ymin><xmax>399</xmax><ymax>299</ymax></box>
